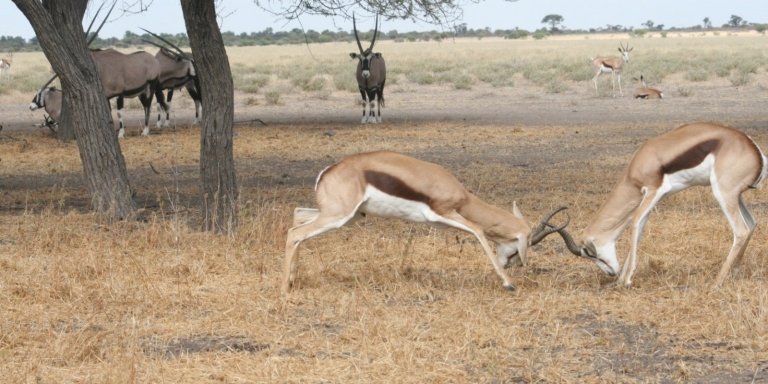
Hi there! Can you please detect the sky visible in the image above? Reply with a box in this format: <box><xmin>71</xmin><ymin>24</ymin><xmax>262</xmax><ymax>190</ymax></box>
<box><xmin>1</xmin><ymin>0</ymin><xmax>766</xmax><ymax>39</ymax></box>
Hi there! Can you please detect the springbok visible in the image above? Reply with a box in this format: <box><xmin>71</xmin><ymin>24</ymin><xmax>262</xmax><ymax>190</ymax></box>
<box><xmin>350</xmin><ymin>14</ymin><xmax>386</xmax><ymax>124</ymax></box>
<box><xmin>283</xmin><ymin>150</ymin><xmax>569</xmax><ymax>294</ymax></box>
<box><xmin>633</xmin><ymin>75</ymin><xmax>663</xmax><ymax>99</ymax></box>
<box><xmin>551</xmin><ymin>122</ymin><xmax>767</xmax><ymax>288</ymax></box>
<box><xmin>0</xmin><ymin>53</ymin><xmax>12</xmax><ymax>81</ymax></box>
<box><xmin>153</xmin><ymin>48</ymin><xmax>200</xmax><ymax>127</ymax></box>
<box><xmin>591</xmin><ymin>42</ymin><xmax>632</xmax><ymax>97</ymax></box>
<box><xmin>30</xmin><ymin>49</ymin><xmax>166</xmax><ymax>138</ymax></box>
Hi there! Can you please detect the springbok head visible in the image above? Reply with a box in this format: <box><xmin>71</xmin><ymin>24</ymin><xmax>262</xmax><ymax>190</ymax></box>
<box><xmin>349</xmin><ymin>14</ymin><xmax>380</xmax><ymax>79</ymax></box>
<box><xmin>618</xmin><ymin>42</ymin><xmax>633</xmax><ymax>63</ymax></box>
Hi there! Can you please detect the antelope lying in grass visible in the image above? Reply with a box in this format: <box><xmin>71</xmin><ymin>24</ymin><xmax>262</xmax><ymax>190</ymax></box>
<box><xmin>283</xmin><ymin>151</ymin><xmax>569</xmax><ymax>294</ymax></box>
<box><xmin>552</xmin><ymin>122</ymin><xmax>767</xmax><ymax>288</ymax></box>
<box><xmin>633</xmin><ymin>75</ymin><xmax>663</xmax><ymax>99</ymax></box>
<box><xmin>591</xmin><ymin>42</ymin><xmax>632</xmax><ymax>97</ymax></box>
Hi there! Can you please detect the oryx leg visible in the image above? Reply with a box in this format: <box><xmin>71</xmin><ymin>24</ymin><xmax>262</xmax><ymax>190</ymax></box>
<box><xmin>157</xmin><ymin>89</ymin><xmax>172</xmax><ymax>128</ymax></box>
<box><xmin>618</xmin><ymin>187</ymin><xmax>665</xmax><ymax>287</ymax></box>
<box><xmin>376</xmin><ymin>83</ymin><xmax>384</xmax><ymax>123</ymax></box>
<box><xmin>359</xmin><ymin>88</ymin><xmax>368</xmax><ymax>124</ymax></box>
<box><xmin>366</xmin><ymin>89</ymin><xmax>377</xmax><ymax>124</ymax></box>
<box><xmin>116</xmin><ymin>96</ymin><xmax>126</xmax><ymax>139</ymax></box>
<box><xmin>141</xmin><ymin>88</ymin><xmax>157</xmax><ymax>137</ymax></box>
<box><xmin>713</xmin><ymin>186</ymin><xmax>756</xmax><ymax>287</ymax></box>
<box><xmin>186</xmin><ymin>84</ymin><xmax>201</xmax><ymax>125</ymax></box>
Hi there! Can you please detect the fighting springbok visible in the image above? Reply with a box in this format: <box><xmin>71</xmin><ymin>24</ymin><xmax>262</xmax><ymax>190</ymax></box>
<box><xmin>0</xmin><ymin>53</ymin><xmax>12</xmax><ymax>81</ymax></box>
<box><xmin>551</xmin><ymin>122</ymin><xmax>767</xmax><ymax>288</ymax></box>
<box><xmin>30</xmin><ymin>49</ymin><xmax>166</xmax><ymax>138</ymax></box>
<box><xmin>350</xmin><ymin>14</ymin><xmax>386</xmax><ymax>124</ymax></box>
<box><xmin>633</xmin><ymin>75</ymin><xmax>663</xmax><ymax>99</ymax></box>
<box><xmin>591</xmin><ymin>42</ymin><xmax>632</xmax><ymax>97</ymax></box>
<box><xmin>283</xmin><ymin>150</ymin><xmax>569</xmax><ymax>295</ymax></box>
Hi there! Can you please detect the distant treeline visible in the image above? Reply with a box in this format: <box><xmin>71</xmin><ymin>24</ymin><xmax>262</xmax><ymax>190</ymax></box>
<box><xmin>1</xmin><ymin>23</ymin><xmax>766</xmax><ymax>52</ymax></box>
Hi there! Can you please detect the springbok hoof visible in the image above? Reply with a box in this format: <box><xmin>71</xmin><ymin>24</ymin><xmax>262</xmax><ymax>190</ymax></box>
<box><xmin>503</xmin><ymin>284</ymin><xmax>516</xmax><ymax>292</ymax></box>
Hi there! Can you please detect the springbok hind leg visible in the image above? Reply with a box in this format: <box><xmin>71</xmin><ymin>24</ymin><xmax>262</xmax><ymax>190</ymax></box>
<box><xmin>714</xmin><ymin>191</ymin><xmax>756</xmax><ymax>287</ymax></box>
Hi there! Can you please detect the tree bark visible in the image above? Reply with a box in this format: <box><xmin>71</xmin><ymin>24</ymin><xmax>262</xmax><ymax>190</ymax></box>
<box><xmin>14</xmin><ymin>0</ymin><xmax>135</xmax><ymax>219</ymax></box>
<box><xmin>180</xmin><ymin>0</ymin><xmax>238</xmax><ymax>233</ymax></box>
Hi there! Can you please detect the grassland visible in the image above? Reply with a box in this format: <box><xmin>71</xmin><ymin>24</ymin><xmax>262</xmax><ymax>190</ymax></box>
<box><xmin>1</xmin><ymin>33</ymin><xmax>768</xmax><ymax>382</ymax></box>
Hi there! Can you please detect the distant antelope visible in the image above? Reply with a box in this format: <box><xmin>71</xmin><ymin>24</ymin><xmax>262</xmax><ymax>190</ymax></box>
<box><xmin>350</xmin><ymin>14</ymin><xmax>386</xmax><ymax>124</ymax></box>
<box><xmin>591</xmin><ymin>42</ymin><xmax>632</xmax><ymax>97</ymax></box>
<box><xmin>551</xmin><ymin>122</ymin><xmax>767</xmax><ymax>288</ymax></box>
<box><xmin>30</xmin><ymin>49</ymin><xmax>166</xmax><ymax>138</ymax></box>
<box><xmin>154</xmin><ymin>48</ymin><xmax>201</xmax><ymax>127</ymax></box>
<box><xmin>283</xmin><ymin>150</ymin><xmax>569</xmax><ymax>294</ymax></box>
<box><xmin>0</xmin><ymin>53</ymin><xmax>12</xmax><ymax>81</ymax></box>
<box><xmin>633</xmin><ymin>75</ymin><xmax>663</xmax><ymax>99</ymax></box>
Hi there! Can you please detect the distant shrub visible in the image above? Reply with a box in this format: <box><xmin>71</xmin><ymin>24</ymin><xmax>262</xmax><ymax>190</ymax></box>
<box><xmin>505</xmin><ymin>30</ymin><xmax>530</xmax><ymax>40</ymax></box>
<box><xmin>532</xmin><ymin>31</ymin><xmax>549</xmax><ymax>40</ymax></box>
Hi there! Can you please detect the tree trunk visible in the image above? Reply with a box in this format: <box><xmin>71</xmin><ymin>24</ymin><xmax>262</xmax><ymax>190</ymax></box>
<box><xmin>180</xmin><ymin>0</ymin><xmax>238</xmax><ymax>233</ymax></box>
<box><xmin>14</xmin><ymin>0</ymin><xmax>135</xmax><ymax>219</ymax></box>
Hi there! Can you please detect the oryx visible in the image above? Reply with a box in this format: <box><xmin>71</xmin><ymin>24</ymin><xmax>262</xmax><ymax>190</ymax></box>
<box><xmin>350</xmin><ymin>14</ymin><xmax>386</xmax><ymax>124</ymax></box>
<box><xmin>154</xmin><ymin>48</ymin><xmax>200</xmax><ymax>127</ymax></box>
<box><xmin>30</xmin><ymin>49</ymin><xmax>166</xmax><ymax>138</ymax></box>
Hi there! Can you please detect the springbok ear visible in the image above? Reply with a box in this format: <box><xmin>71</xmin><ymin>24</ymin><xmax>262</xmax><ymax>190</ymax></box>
<box><xmin>512</xmin><ymin>201</ymin><xmax>524</xmax><ymax>219</ymax></box>
<box><xmin>618</xmin><ymin>47</ymin><xmax>622</xmax><ymax>52</ymax></box>
<box><xmin>349</xmin><ymin>53</ymin><xmax>358</xmax><ymax>59</ymax></box>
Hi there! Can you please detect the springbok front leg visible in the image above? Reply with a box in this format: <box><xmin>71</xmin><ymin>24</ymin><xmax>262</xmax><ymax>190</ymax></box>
<box><xmin>283</xmin><ymin>203</ymin><xmax>363</xmax><ymax>295</ymax></box>
<box><xmin>618</xmin><ymin>187</ymin><xmax>664</xmax><ymax>287</ymax></box>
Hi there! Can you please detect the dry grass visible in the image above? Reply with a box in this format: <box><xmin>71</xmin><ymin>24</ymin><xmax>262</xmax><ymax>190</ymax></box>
<box><xmin>1</xmin><ymin>33</ymin><xmax>768</xmax><ymax>382</ymax></box>
<box><xmin>1</xmin><ymin>118</ymin><xmax>768</xmax><ymax>382</ymax></box>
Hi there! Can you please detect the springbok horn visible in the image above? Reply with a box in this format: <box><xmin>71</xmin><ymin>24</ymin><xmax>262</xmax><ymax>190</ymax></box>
<box><xmin>368</xmin><ymin>13</ymin><xmax>379</xmax><ymax>52</ymax></box>
<box><xmin>554</xmin><ymin>228</ymin><xmax>584</xmax><ymax>257</ymax></box>
<box><xmin>530</xmin><ymin>207</ymin><xmax>569</xmax><ymax>246</ymax></box>
<box><xmin>352</xmin><ymin>14</ymin><xmax>364</xmax><ymax>54</ymax></box>
<box><xmin>140</xmin><ymin>28</ymin><xmax>193</xmax><ymax>61</ymax></box>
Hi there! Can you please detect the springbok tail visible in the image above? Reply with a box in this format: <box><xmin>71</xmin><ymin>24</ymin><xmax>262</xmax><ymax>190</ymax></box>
<box><xmin>293</xmin><ymin>207</ymin><xmax>320</xmax><ymax>227</ymax></box>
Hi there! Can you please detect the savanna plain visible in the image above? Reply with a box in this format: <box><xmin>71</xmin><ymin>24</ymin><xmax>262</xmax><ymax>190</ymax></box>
<box><xmin>1</xmin><ymin>32</ymin><xmax>768</xmax><ymax>383</ymax></box>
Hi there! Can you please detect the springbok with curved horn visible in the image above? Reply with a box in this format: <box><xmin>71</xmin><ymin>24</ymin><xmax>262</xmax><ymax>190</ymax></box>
<box><xmin>0</xmin><ymin>53</ymin><xmax>13</xmax><ymax>81</ymax></box>
<box><xmin>552</xmin><ymin>122</ymin><xmax>767</xmax><ymax>288</ymax></box>
<box><xmin>591</xmin><ymin>42</ymin><xmax>632</xmax><ymax>97</ymax></box>
<box><xmin>633</xmin><ymin>75</ymin><xmax>663</xmax><ymax>99</ymax></box>
<box><xmin>282</xmin><ymin>150</ymin><xmax>568</xmax><ymax>294</ymax></box>
<box><xmin>350</xmin><ymin>14</ymin><xmax>386</xmax><ymax>124</ymax></box>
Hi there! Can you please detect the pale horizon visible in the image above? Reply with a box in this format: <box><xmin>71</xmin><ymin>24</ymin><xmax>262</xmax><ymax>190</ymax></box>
<box><xmin>2</xmin><ymin>0</ymin><xmax>766</xmax><ymax>40</ymax></box>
